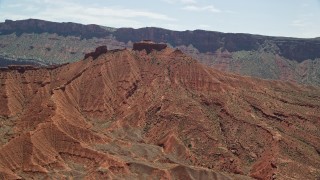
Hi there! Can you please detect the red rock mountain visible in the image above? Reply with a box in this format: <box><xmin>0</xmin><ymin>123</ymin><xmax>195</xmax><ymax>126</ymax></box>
<box><xmin>0</xmin><ymin>43</ymin><xmax>319</xmax><ymax>179</ymax></box>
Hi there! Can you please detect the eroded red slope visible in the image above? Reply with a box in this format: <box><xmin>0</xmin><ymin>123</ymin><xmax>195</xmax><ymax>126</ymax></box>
<box><xmin>0</xmin><ymin>44</ymin><xmax>319</xmax><ymax>179</ymax></box>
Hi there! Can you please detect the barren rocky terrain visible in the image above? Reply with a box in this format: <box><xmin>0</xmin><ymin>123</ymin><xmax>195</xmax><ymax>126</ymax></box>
<box><xmin>0</xmin><ymin>42</ymin><xmax>319</xmax><ymax>179</ymax></box>
<box><xmin>1</xmin><ymin>19</ymin><xmax>320</xmax><ymax>85</ymax></box>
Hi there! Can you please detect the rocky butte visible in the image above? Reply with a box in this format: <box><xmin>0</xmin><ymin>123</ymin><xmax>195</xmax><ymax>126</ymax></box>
<box><xmin>0</xmin><ymin>42</ymin><xmax>319</xmax><ymax>179</ymax></box>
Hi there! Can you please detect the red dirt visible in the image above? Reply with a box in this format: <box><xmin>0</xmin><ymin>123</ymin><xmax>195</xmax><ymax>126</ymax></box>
<box><xmin>0</xmin><ymin>43</ymin><xmax>319</xmax><ymax>179</ymax></box>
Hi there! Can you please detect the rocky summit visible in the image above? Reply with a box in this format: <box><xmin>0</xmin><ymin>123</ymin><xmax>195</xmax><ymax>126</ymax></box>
<box><xmin>0</xmin><ymin>42</ymin><xmax>319</xmax><ymax>179</ymax></box>
<box><xmin>133</xmin><ymin>40</ymin><xmax>167</xmax><ymax>54</ymax></box>
<box><xmin>84</xmin><ymin>45</ymin><xmax>108</xmax><ymax>60</ymax></box>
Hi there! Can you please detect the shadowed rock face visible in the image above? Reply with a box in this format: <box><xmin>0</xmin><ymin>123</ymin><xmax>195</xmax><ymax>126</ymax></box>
<box><xmin>84</xmin><ymin>45</ymin><xmax>108</xmax><ymax>59</ymax></box>
<box><xmin>0</xmin><ymin>45</ymin><xmax>319</xmax><ymax>179</ymax></box>
<box><xmin>133</xmin><ymin>40</ymin><xmax>167</xmax><ymax>54</ymax></box>
<box><xmin>0</xmin><ymin>19</ymin><xmax>111</xmax><ymax>39</ymax></box>
<box><xmin>1</xmin><ymin>19</ymin><xmax>320</xmax><ymax>62</ymax></box>
<box><xmin>114</xmin><ymin>28</ymin><xmax>320</xmax><ymax>63</ymax></box>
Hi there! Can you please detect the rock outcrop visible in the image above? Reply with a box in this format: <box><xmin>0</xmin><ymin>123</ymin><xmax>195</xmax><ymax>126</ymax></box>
<box><xmin>0</xmin><ymin>45</ymin><xmax>319</xmax><ymax>179</ymax></box>
<box><xmin>84</xmin><ymin>45</ymin><xmax>108</xmax><ymax>59</ymax></box>
<box><xmin>133</xmin><ymin>40</ymin><xmax>167</xmax><ymax>54</ymax></box>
